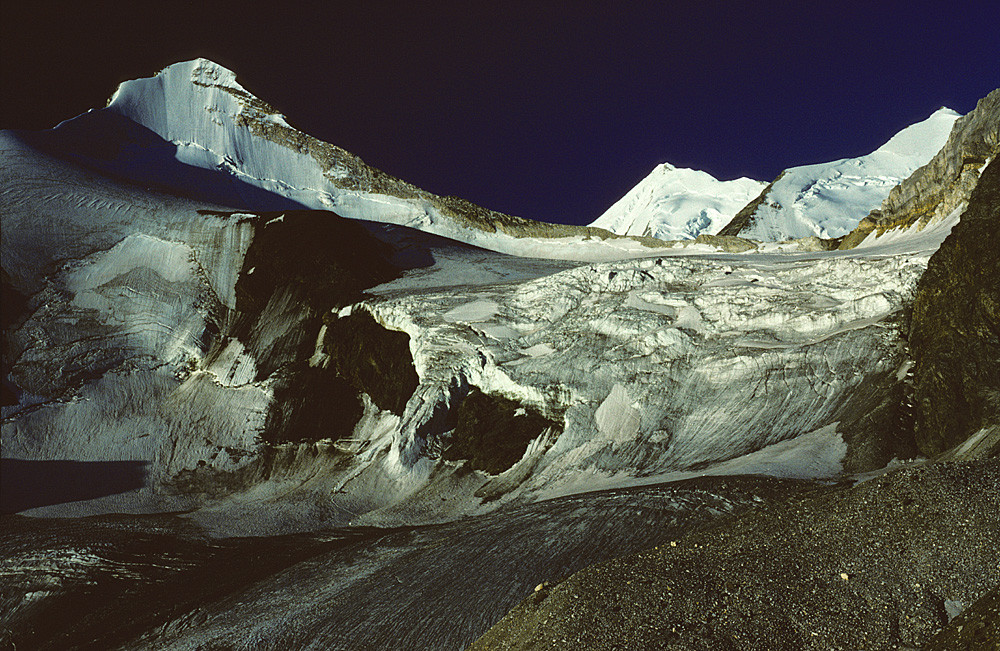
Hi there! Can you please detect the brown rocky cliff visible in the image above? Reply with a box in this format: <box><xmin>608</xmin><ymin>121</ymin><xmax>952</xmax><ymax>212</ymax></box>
<box><xmin>907</xmin><ymin>157</ymin><xmax>1000</xmax><ymax>458</ymax></box>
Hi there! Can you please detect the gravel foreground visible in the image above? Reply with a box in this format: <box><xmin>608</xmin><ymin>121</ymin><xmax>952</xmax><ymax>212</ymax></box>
<box><xmin>471</xmin><ymin>460</ymin><xmax>1000</xmax><ymax>650</ymax></box>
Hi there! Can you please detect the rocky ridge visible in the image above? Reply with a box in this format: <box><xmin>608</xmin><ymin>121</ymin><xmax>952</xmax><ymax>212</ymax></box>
<box><xmin>907</xmin><ymin>157</ymin><xmax>1000</xmax><ymax>457</ymax></box>
<box><xmin>839</xmin><ymin>88</ymin><xmax>1000</xmax><ymax>249</ymax></box>
<box><xmin>65</xmin><ymin>59</ymin><xmax>688</xmax><ymax>253</ymax></box>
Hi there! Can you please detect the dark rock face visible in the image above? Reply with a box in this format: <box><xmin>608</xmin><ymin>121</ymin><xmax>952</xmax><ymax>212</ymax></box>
<box><xmin>0</xmin><ymin>269</ymin><xmax>29</xmax><ymax>405</ymax></box>
<box><xmin>442</xmin><ymin>388</ymin><xmax>562</xmax><ymax>475</ymax></box>
<box><xmin>471</xmin><ymin>460</ymin><xmax>1000</xmax><ymax>650</ymax></box>
<box><xmin>262</xmin><ymin>366</ymin><xmax>363</xmax><ymax>444</ymax></box>
<box><xmin>319</xmin><ymin>310</ymin><xmax>419</xmax><ymax>417</ymax></box>
<box><xmin>840</xmin><ymin>89</ymin><xmax>999</xmax><ymax>249</ymax></box>
<box><xmin>222</xmin><ymin>211</ymin><xmax>414</xmax><ymax>444</ymax></box>
<box><xmin>908</xmin><ymin>158</ymin><xmax>1000</xmax><ymax>457</ymax></box>
<box><xmin>226</xmin><ymin>209</ymin><xmax>400</xmax><ymax>379</ymax></box>
<box><xmin>831</xmin><ymin>333</ymin><xmax>920</xmax><ymax>473</ymax></box>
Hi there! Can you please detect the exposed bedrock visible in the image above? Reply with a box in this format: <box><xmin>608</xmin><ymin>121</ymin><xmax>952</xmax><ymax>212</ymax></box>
<box><xmin>923</xmin><ymin>585</ymin><xmax>1000</xmax><ymax>651</ymax></box>
<box><xmin>0</xmin><ymin>270</ymin><xmax>30</xmax><ymax>406</ymax></box>
<box><xmin>908</xmin><ymin>158</ymin><xmax>1000</xmax><ymax>458</ymax></box>
<box><xmin>472</xmin><ymin>460</ymin><xmax>1000</xmax><ymax>650</ymax></box>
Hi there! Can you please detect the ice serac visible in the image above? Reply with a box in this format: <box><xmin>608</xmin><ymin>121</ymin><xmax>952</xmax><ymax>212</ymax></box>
<box><xmin>360</xmin><ymin>246</ymin><xmax>928</xmax><ymax>504</ymax></box>
<box><xmin>588</xmin><ymin>163</ymin><xmax>765</xmax><ymax>240</ymax></box>
<box><xmin>719</xmin><ymin>107</ymin><xmax>961</xmax><ymax>241</ymax></box>
<box><xmin>839</xmin><ymin>88</ymin><xmax>1000</xmax><ymax>249</ymax></box>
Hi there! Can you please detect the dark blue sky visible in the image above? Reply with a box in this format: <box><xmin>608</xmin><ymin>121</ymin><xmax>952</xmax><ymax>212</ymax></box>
<box><xmin>3</xmin><ymin>1</ymin><xmax>998</xmax><ymax>225</ymax></box>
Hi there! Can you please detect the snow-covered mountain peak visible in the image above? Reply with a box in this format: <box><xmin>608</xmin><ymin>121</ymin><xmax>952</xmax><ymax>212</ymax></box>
<box><xmin>103</xmin><ymin>57</ymin><xmax>292</xmax><ymax>143</ymax></box>
<box><xmin>111</xmin><ymin>58</ymin><xmax>247</xmax><ymax>103</ymax></box>
<box><xmin>717</xmin><ymin>107</ymin><xmax>961</xmax><ymax>241</ymax></box>
<box><xmin>589</xmin><ymin>162</ymin><xmax>766</xmax><ymax>240</ymax></box>
<box><xmin>29</xmin><ymin>58</ymin><xmax>698</xmax><ymax>261</ymax></box>
<box><xmin>875</xmin><ymin>107</ymin><xmax>960</xmax><ymax>159</ymax></box>
<box><xmin>187</xmin><ymin>57</ymin><xmax>240</xmax><ymax>87</ymax></box>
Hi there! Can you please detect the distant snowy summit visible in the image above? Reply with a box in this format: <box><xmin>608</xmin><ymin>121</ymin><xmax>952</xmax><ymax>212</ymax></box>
<box><xmin>717</xmin><ymin>107</ymin><xmax>961</xmax><ymax>241</ymax></box>
<box><xmin>588</xmin><ymin>164</ymin><xmax>766</xmax><ymax>240</ymax></box>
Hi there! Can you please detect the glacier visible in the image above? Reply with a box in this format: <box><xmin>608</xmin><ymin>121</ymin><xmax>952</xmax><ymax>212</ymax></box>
<box><xmin>1</xmin><ymin>105</ymin><xmax>955</xmax><ymax>532</ymax></box>
<box><xmin>1</xmin><ymin>58</ymin><xmax>995</xmax><ymax>650</ymax></box>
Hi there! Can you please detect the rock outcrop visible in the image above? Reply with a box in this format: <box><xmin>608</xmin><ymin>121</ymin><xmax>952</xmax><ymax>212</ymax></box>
<box><xmin>839</xmin><ymin>88</ymin><xmax>1000</xmax><ymax>249</ymax></box>
<box><xmin>923</xmin><ymin>585</ymin><xmax>1000</xmax><ymax>651</ymax></box>
<box><xmin>907</xmin><ymin>157</ymin><xmax>1000</xmax><ymax>457</ymax></box>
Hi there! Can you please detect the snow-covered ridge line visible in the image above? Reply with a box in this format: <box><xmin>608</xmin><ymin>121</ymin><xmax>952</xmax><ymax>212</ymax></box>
<box><xmin>718</xmin><ymin>107</ymin><xmax>961</xmax><ymax>241</ymax></box>
<box><xmin>840</xmin><ymin>88</ymin><xmax>1000</xmax><ymax>248</ymax></box>
<box><xmin>54</xmin><ymin>58</ymin><xmax>731</xmax><ymax>261</ymax></box>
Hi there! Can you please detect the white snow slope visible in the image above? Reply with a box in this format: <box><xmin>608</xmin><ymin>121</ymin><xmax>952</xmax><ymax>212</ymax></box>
<box><xmin>40</xmin><ymin>58</ymin><xmax>709</xmax><ymax>262</ymax></box>
<box><xmin>589</xmin><ymin>163</ymin><xmax>766</xmax><ymax>240</ymax></box>
<box><xmin>723</xmin><ymin>108</ymin><xmax>960</xmax><ymax>241</ymax></box>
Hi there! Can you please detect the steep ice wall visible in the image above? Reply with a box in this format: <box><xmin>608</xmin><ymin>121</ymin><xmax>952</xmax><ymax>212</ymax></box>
<box><xmin>589</xmin><ymin>163</ymin><xmax>765</xmax><ymax>240</ymax></box>
<box><xmin>719</xmin><ymin>108</ymin><xmax>960</xmax><ymax>241</ymax></box>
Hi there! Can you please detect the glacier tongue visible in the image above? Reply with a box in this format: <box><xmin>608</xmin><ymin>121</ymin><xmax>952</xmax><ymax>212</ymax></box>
<box><xmin>357</xmin><ymin>246</ymin><xmax>929</xmax><ymax>510</ymax></box>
